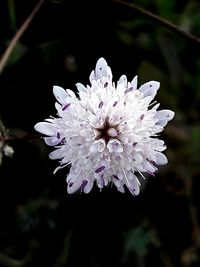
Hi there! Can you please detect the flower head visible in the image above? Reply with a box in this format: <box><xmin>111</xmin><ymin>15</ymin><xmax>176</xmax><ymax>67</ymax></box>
<box><xmin>34</xmin><ymin>58</ymin><xmax>174</xmax><ymax>195</ymax></box>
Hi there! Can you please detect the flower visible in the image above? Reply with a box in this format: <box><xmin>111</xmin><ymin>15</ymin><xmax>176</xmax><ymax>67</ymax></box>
<box><xmin>34</xmin><ymin>58</ymin><xmax>174</xmax><ymax>195</ymax></box>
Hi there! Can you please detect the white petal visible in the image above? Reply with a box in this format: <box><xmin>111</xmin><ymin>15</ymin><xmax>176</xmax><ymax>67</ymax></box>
<box><xmin>34</xmin><ymin>122</ymin><xmax>57</xmax><ymax>136</ymax></box>
<box><xmin>131</xmin><ymin>75</ymin><xmax>138</xmax><ymax>90</ymax></box>
<box><xmin>53</xmin><ymin>86</ymin><xmax>68</xmax><ymax>105</ymax></box>
<box><xmin>155</xmin><ymin>152</ymin><xmax>168</xmax><ymax>165</ymax></box>
<box><xmin>44</xmin><ymin>137</ymin><xmax>61</xmax><ymax>146</ymax></box>
<box><xmin>83</xmin><ymin>179</ymin><xmax>94</xmax><ymax>193</ymax></box>
<box><xmin>156</xmin><ymin>119</ymin><xmax>168</xmax><ymax>127</ymax></box>
<box><xmin>49</xmin><ymin>148</ymin><xmax>63</xmax><ymax>159</ymax></box>
<box><xmin>127</xmin><ymin>172</ymin><xmax>140</xmax><ymax>196</ymax></box>
<box><xmin>89</xmin><ymin>70</ymin><xmax>95</xmax><ymax>83</ymax></box>
<box><xmin>66</xmin><ymin>89</ymin><xmax>76</xmax><ymax>98</ymax></box>
<box><xmin>139</xmin><ymin>81</ymin><xmax>160</xmax><ymax>99</ymax></box>
<box><xmin>118</xmin><ymin>75</ymin><xmax>128</xmax><ymax>87</ymax></box>
<box><xmin>76</xmin><ymin>83</ymin><xmax>87</xmax><ymax>92</ymax></box>
<box><xmin>106</xmin><ymin>66</ymin><xmax>113</xmax><ymax>80</ymax></box>
<box><xmin>67</xmin><ymin>177</ymin><xmax>83</xmax><ymax>194</ymax></box>
<box><xmin>107</xmin><ymin>139</ymin><xmax>123</xmax><ymax>153</ymax></box>
<box><xmin>90</xmin><ymin>139</ymin><xmax>106</xmax><ymax>153</ymax></box>
<box><xmin>95</xmin><ymin>58</ymin><xmax>108</xmax><ymax>79</ymax></box>
<box><xmin>155</xmin><ymin>110</ymin><xmax>174</xmax><ymax>121</ymax></box>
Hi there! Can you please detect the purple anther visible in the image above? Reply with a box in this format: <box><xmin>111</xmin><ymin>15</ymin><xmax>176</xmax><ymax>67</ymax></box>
<box><xmin>149</xmin><ymin>160</ymin><xmax>156</xmax><ymax>166</ymax></box>
<box><xmin>147</xmin><ymin>171</ymin><xmax>155</xmax><ymax>177</ymax></box>
<box><xmin>98</xmin><ymin>101</ymin><xmax>104</xmax><ymax>109</ymax></box>
<box><xmin>140</xmin><ymin>114</ymin><xmax>144</xmax><ymax>120</ymax></box>
<box><xmin>133</xmin><ymin>142</ymin><xmax>137</xmax><ymax>147</ymax></box>
<box><xmin>60</xmin><ymin>138</ymin><xmax>66</xmax><ymax>145</ymax></box>
<box><xmin>80</xmin><ymin>180</ymin><xmax>88</xmax><ymax>191</ymax></box>
<box><xmin>113</xmin><ymin>101</ymin><xmax>118</xmax><ymax>107</ymax></box>
<box><xmin>69</xmin><ymin>182</ymin><xmax>73</xmax><ymax>188</ymax></box>
<box><xmin>104</xmin><ymin>82</ymin><xmax>108</xmax><ymax>88</ymax></box>
<box><xmin>113</xmin><ymin>175</ymin><xmax>119</xmax><ymax>180</ymax></box>
<box><xmin>95</xmin><ymin>165</ymin><xmax>105</xmax><ymax>173</ymax></box>
<box><xmin>57</xmin><ymin>132</ymin><xmax>61</xmax><ymax>139</ymax></box>
<box><xmin>62</xmin><ymin>103</ymin><xmax>71</xmax><ymax>111</ymax></box>
<box><xmin>125</xmin><ymin>87</ymin><xmax>133</xmax><ymax>94</ymax></box>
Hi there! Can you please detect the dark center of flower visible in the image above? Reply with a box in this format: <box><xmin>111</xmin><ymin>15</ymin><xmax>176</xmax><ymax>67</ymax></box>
<box><xmin>95</xmin><ymin>120</ymin><xmax>118</xmax><ymax>144</ymax></box>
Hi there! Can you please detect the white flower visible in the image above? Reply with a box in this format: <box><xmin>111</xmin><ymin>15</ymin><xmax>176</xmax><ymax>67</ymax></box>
<box><xmin>34</xmin><ymin>58</ymin><xmax>174</xmax><ymax>195</ymax></box>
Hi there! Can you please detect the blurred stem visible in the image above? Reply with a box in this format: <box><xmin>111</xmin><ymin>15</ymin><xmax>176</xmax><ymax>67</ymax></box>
<box><xmin>0</xmin><ymin>116</ymin><xmax>7</xmax><ymax>137</ymax></box>
<box><xmin>0</xmin><ymin>0</ymin><xmax>45</xmax><ymax>75</ymax></box>
<box><xmin>7</xmin><ymin>0</ymin><xmax>16</xmax><ymax>30</ymax></box>
<box><xmin>53</xmin><ymin>231</ymin><xmax>73</xmax><ymax>267</ymax></box>
<box><xmin>113</xmin><ymin>0</ymin><xmax>200</xmax><ymax>45</ymax></box>
<box><xmin>0</xmin><ymin>240</ymin><xmax>38</xmax><ymax>267</ymax></box>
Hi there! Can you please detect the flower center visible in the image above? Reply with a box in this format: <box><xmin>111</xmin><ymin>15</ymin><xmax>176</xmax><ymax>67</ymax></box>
<box><xmin>95</xmin><ymin>120</ymin><xmax>118</xmax><ymax>144</ymax></box>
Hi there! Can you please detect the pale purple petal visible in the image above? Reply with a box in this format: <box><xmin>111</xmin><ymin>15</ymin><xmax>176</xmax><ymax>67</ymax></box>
<box><xmin>53</xmin><ymin>86</ymin><xmax>69</xmax><ymax>105</ymax></box>
<box><xmin>44</xmin><ymin>137</ymin><xmax>61</xmax><ymax>146</ymax></box>
<box><xmin>131</xmin><ymin>75</ymin><xmax>138</xmax><ymax>91</ymax></box>
<box><xmin>154</xmin><ymin>152</ymin><xmax>168</xmax><ymax>165</ymax></box>
<box><xmin>34</xmin><ymin>122</ymin><xmax>57</xmax><ymax>136</ymax></box>
<box><xmin>95</xmin><ymin>58</ymin><xmax>108</xmax><ymax>79</ymax></box>
<box><xmin>118</xmin><ymin>75</ymin><xmax>128</xmax><ymax>87</ymax></box>
<box><xmin>139</xmin><ymin>81</ymin><xmax>160</xmax><ymax>99</ymax></box>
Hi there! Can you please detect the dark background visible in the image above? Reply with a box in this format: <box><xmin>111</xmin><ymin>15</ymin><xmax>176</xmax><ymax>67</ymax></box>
<box><xmin>0</xmin><ymin>0</ymin><xmax>200</xmax><ymax>266</ymax></box>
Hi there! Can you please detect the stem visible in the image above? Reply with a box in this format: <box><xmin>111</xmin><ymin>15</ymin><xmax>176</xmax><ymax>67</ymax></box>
<box><xmin>0</xmin><ymin>0</ymin><xmax>45</xmax><ymax>74</ymax></box>
<box><xmin>113</xmin><ymin>0</ymin><xmax>200</xmax><ymax>45</ymax></box>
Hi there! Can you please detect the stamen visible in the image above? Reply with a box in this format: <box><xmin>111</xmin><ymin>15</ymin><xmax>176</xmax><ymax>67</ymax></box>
<box><xmin>140</xmin><ymin>114</ymin><xmax>144</xmax><ymax>120</ymax></box>
<box><xmin>62</xmin><ymin>103</ymin><xmax>71</xmax><ymax>111</ymax></box>
<box><xmin>60</xmin><ymin>137</ymin><xmax>66</xmax><ymax>145</ymax></box>
<box><xmin>57</xmin><ymin>132</ymin><xmax>60</xmax><ymax>139</ymax></box>
<box><xmin>104</xmin><ymin>82</ymin><xmax>108</xmax><ymax>88</ymax></box>
<box><xmin>95</xmin><ymin>165</ymin><xmax>105</xmax><ymax>173</ymax></box>
<box><xmin>69</xmin><ymin>182</ymin><xmax>73</xmax><ymax>187</ymax></box>
<box><xmin>80</xmin><ymin>180</ymin><xmax>88</xmax><ymax>191</ymax></box>
<box><xmin>113</xmin><ymin>175</ymin><xmax>119</xmax><ymax>180</ymax></box>
<box><xmin>98</xmin><ymin>101</ymin><xmax>104</xmax><ymax>109</ymax></box>
<box><xmin>125</xmin><ymin>87</ymin><xmax>133</xmax><ymax>94</ymax></box>
<box><xmin>113</xmin><ymin>101</ymin><xmax>118</xmax><ymax>107</ymax></box>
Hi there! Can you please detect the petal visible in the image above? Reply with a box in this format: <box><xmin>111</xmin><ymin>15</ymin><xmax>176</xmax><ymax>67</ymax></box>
<box><xmin>34</xmin><ymin>122</ymin><xmax>57</xmax><ymax>136</ymax></box>
<box><xmin>154</xmin><ymin>152</ymin><xmax>168</xmax><ymax>165</ymax></box>
<box><xmin>89</xmin><ymin>70</ymin><xmax>95</xmax><ymax>83</ymax></box>
<box><xmin>107</xmin><ymin>139</ymin><xmax>123</xmax><ymax>153</ymax></box>
<box><xmin>53</xmin><ymin>86</ymin><xmax>68</xmax><ymax>105</ymax></box>
<box><xmin>155</xmin><ymin>110</ymin><xmax>175</xmax><ymax>121</ymax></box>
<box><xmin>83</xmin><ymin>179</ymin><xmax>94</xmax><ymax>194</ymax></box>
<box><xmin>66</xmin><ymin>89</ymin><xmax>76</xmax><ymax>98</ymax></box>
<box><xmin>95</xmin><ymin>58</ymin><xmax>108</xmax><ymax>79</ymax></box>
<box><xmin>156</xmin><ymin>119</ymin><xmax>168</xmax><ymax>127</ymax></box>
<box><xmin>139</xmin><ymin>81</ymin><xmax>160</xmax><ymax>99</ymax></box>
<box><xmin>90</xmin><ymin>139</ymin><xmax>106</xmax><ymax>153</ymax></box>
<box><xmin>76</xmin><ymin>83</ymin><xmax>87</xmax><ymax>92</ymax></box>
<box><xmin>49</xmin><ymin>148</ymin><xmax>63</xmax><ymax>159</ymax></box>
<box><xmin>118</xmin><ymin>75</ymin><xmax>128</xmax><ymax>87</ymax></box>
<box><xmin>131</xmin><ymin>75</ymin><xmax>138</xmax><ymax>90</ymax></box>
<box><xmin>44</xmin><ymin>137</ymin><xmax>61</xmax><ymax>146</ymax></box>
<box><xmin>128</xmin><ymin>174</ymin><xmax>140</xmax><ymax>196</ymax></box>
<box><xmin>67</xmin><ymin>177</ymin><xmax>83</xmax><ymax>194</ymax></box>
<box><xmin>106</xmin><ymin>66</ymin><xmax>113</xmax><ymax>80</ymax></box>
